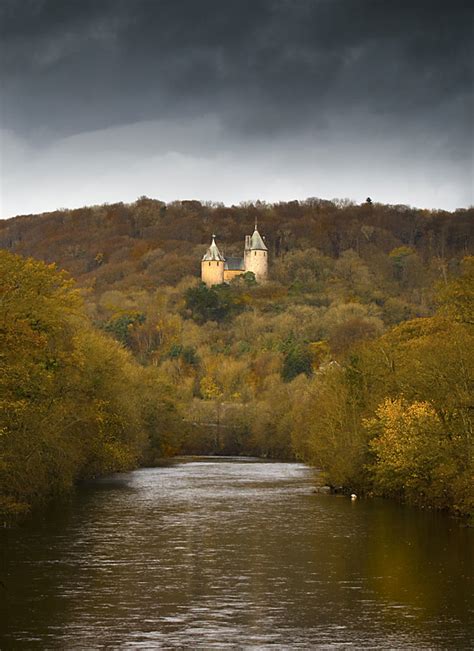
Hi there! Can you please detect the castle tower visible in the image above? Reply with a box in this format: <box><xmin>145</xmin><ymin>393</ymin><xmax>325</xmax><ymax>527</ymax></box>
<box><xmin>244</xmin><ymin>223</ymin><xmax>268</xmax><ymax>282</ymax></box>
<box><xmin>201</xmin><ymin>235</ymin><xmax>225</xmax><ymax>287</ymax></box>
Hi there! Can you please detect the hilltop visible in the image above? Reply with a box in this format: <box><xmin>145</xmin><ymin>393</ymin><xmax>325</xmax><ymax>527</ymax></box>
<box><xmin>1</xmin><ymin>198</ymin><xmax>472</xmax><ymax>296</ymax></box>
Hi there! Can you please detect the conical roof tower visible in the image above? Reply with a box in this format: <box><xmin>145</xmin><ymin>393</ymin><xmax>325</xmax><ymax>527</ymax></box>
<box><xmin>201</xmin><ymin>234</ymin><xmax>225</xmax><ymax>286</ymax></box>
<box><xmin>244</xmin><ymin>221</ymin><xmax>268</xmax><ymax>282</ymax></box>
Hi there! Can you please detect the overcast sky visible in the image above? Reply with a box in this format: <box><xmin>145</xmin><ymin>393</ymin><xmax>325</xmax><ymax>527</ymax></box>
<box><xmin>1</xmin><ymin>0</ymin><xmax>472</xmax><ymax>218</ymax></box>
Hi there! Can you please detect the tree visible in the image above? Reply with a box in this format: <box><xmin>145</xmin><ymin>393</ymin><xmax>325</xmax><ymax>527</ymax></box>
<box><xmin>184</xmin><ymin>283</ymin><xmax>245</xmax><ymax>323</ymax></box>
<box><xmin>366</xmin><ymin>399</ymin><xmax>468</xmax><ymax>512</ymax></box>
<box><xmin>281</xmin><ymin>342</ymin><xmax>313</xmax><ymax>382</ymax></box>
<box><xmin>0</xmin><ymin>251</ymin><xmax>180</xmax><ymax>520</ymax></box>
<box><xmin>437</xmin><ymin>256</ymin><xmax>474</xmax><ymax>325</ymax></box>
<box><xmin>104</xmin><ymin>311</ymin><xmax>145</xmax><ymax>346</ymax></box>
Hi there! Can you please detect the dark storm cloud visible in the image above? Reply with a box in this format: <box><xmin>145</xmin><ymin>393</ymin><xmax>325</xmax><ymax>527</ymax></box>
<box><xmin>0</xmin><ymin>0</ymin><xmax>472</xmax><ymax>215</ymax></box>
<box><xmin>1</xmin><ymin>0</ymin><xmax>472</xmax><ymax>139</ymax></box>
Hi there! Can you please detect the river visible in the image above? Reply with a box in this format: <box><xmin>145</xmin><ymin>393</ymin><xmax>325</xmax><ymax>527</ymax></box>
<box><xmin>1</xmin><ymin>458</ymin><xmax>472</xmax><ymax>649</ymax></box>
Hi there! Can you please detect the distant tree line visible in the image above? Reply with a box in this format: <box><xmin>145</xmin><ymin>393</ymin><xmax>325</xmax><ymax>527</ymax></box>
<box><xmin>0</xmin><ymin>197</ymin><xmax>471</xmax><ymax>292</ymax></box>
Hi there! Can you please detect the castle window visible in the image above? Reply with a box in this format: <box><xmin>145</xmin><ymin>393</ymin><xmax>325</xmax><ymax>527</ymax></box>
<box><xmin>254</xmin><ymin>251</ymin><xmax>257</xmax><ymax>256</ymax></box>
<box><xmin>209</xmin><ymin>262</ymin><xmax>211</xmax><ymax>266</ymax></box>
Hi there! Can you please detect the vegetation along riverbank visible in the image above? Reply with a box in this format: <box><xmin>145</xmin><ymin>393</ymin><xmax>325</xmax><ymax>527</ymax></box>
<box><xmin>0</xmin><ymin>198</ymin><xmax>472</xmax><ymax>521</ymax></box>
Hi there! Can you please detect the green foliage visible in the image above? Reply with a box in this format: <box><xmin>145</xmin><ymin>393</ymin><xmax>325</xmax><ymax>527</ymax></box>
<box><xmin>104</xmin><ymin>311</ymin><xmax>145</xmax><ymax>346</ymax></box>
<box><xmin>167</xmin><ymin>344</ymin><xmax>200</xmax><ymax>367</ymax></box>
<box><xmin>231</xmin><ymin>271</ymin><xmax>257</xmax><ymax>287</ymax></box>
<box><xmin>281</xmin><ymin>342</ymin><xmax>313</xmax><ymax>382</ymax></box>
<box><xmin>184</xmin><ymin>283</ymin><xmax>245</xmax><ymax>323</ymax></box>
<box><xmin>242</xmin><ymin>271</ymin><xmax>257</xmax><ymax>286</ymax></box>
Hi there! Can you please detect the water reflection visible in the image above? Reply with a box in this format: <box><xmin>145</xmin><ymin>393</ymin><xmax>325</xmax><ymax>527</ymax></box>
<box><xmin>1</xmin><ymin>459</ymin><xmax>472</xmax><ymax>648</ymax></box>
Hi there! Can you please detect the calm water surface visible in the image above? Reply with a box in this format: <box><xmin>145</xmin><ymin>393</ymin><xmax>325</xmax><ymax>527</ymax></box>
<box><xmin>1</xmin><ymin>459</ymin><xmax>472</xmax><ymax>649</ymax></box>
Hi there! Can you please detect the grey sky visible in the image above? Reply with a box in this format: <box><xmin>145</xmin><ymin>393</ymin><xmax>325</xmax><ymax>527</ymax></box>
<box><xmin>1</xmin><ymin>0</ymin><xmax>472</xmax><ymax>217</ymax></box>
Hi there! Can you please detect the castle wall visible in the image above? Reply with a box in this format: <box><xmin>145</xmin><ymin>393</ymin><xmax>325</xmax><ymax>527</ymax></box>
<box><xmin>223</xmin><ymin>269</ymin><xmax>244</xmax><ymax>282</ymax></box>
<box><xmin>201</xmin><ymin>260</ymin><xmax>224</xmax><ymax>287</ymax></box>
<box><xmin>244</xmin><ymin>249</ymin><xmax>268</xmax><ymax>282</ymax></box>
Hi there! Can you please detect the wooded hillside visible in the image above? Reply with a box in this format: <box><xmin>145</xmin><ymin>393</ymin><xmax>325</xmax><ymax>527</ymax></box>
<box><xmin>1</xmin><ymin>198</ymin><xmax>472</xmax><ymax>518</ymax></box>
<box><xmin>1</xmin><ymin>198</ymin><xmax>471</xmax><ymax>294</ymax></box>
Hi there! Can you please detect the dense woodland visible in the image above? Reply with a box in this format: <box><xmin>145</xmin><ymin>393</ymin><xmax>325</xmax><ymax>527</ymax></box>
<box><xmin>0</xmin><ymin>198</ymin><xmax>473</xmax><ymax>520</ymax></box>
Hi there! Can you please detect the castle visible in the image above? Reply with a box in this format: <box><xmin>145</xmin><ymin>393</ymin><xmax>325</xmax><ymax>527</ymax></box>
<box><xmin>201</xmin><ymin>224</ymin><xmax>268</xmax><ymax>287</ymax></box>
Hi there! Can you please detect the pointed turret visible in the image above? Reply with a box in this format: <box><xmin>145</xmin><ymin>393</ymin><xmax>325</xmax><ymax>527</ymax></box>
<box><xmin>201</xmin><ymin>235</ymin><xmax>225</xmax><ymax>286</ymax></box>
<box><xmin>244</xmin><ymin>224</ymin><xmax>268</xmax><ymax>282</ymax></box>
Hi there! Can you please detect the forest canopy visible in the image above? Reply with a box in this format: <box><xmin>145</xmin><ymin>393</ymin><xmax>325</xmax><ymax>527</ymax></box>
<box><xmin>0</xmin><ymin>251</ymin><xmax>182</xmax><ymax>519</ymax></box>
<box><xmin>0</xmin><ymin>198</ymin><xmax>472</xmax><ymax>518</ymax></box>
